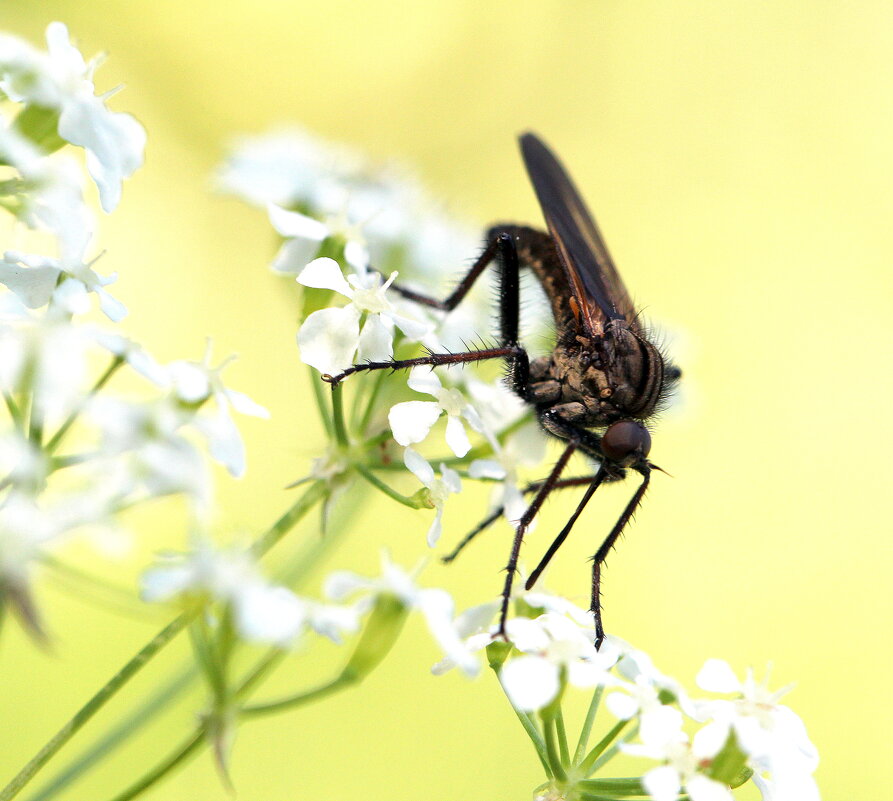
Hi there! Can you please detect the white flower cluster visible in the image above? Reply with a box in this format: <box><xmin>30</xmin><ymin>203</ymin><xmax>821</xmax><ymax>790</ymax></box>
<box><xmin>434</xmin><ymin>586</ymin><xmax>819</xmax><ymax>801</ymax></box>
<box><xmin>0</xmin><ymin>24</ymin><xmax>266</xmax><ymax>636</ymax></box>
<box><xmin>220</xmin><ymin>126</ymin><xmax>542</xmax><ymax>545</ymax></box>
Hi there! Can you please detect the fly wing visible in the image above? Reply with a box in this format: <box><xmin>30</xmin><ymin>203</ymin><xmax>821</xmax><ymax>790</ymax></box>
<box><xmin>520</xmin><ymin>133</ymin><xmax>639</xmax><ymax>336</ymax></box>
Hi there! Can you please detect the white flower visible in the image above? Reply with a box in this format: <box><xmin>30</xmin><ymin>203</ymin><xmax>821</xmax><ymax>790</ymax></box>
<box><xmin>621</xmin><ymin>708</ymin><xmax>734</xmax><ymax>801</ymax></box>
<box><xmin>468</xmin><ymin>421</ymin><xmax>546</xmax><ymax>523</ymax></box>
<box><xmin>296</xmin><ymin>257</ymin><xmax>430</xmax><ymax>376</ymax></box>
<box><xmin>389</xmin><ymin>366</ymin><xmax>484</xmax><ymax>457</ymax></box>
<box><xmin>402</xmin><ymin>448</ymin><xmax>461</xmax><ymax>546</ymax></box>
<box><xmin>141</xmin><ymin>542</ymin><xmax>358</xmax><ymax>647</ymax></box>
<box><xmin>499</xmin><ymin>613</ymin><xmax>622</xmax><ymax>712</ymax></box>
<box><xmin>268</xmin><ymin>202</ymin><xmax>370</xmax><ymax>275</ymax></box>
<box><xmin>325</xmin><ymin>551</ymin><xmax>480</xmax><ymax>676</ymax></box>
<box><xmin>0</xmin><ymin>245</ymin><xmax>125</xmax><ymax>321</ymax></box>
<box><xmin>0</xmin><ymin>23</ymin><xmax>146</xmax><ymax>212</ymax></box>
<box><xmin>164</xmin><ymin>343</ymin><xmax>269</xmax><ymax>478</ymax></box>
<box><xmin>694</xmin><ymin>660</ymin><xmax>819</xmax><ymax>801</ymax></box>
<box><xmin>87</xmin><ymin>396</ymin><xmax>213</xmax><ymax>509</ymax></box>
<box><xmin>0</xmin><ymin>313</ymin><xmax>95</xmax><ymax>428</ymax></box>
<box><xmin>0</xmin><ymin>121</ymin><xmax>93</xmax><ymax>254</ymax></box>
<box><xmin>216</xmin><ymin>127</ymin><xmax>478</xmax><ymax>283</ymax></box>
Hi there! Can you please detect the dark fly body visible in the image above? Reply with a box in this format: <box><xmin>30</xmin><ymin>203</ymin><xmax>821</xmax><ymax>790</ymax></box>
<box><xmin>324</xmin><ymin>133</ymin><xmax>680</xmax><ymax>647</ymax></box>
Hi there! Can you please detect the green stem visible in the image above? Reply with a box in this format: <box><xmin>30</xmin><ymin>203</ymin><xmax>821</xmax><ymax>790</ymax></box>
<box><xmin>45</xmin><ymin>356</ymin><xmax>124</xmax><ymax>454</ymax></box>
<box><xmin>3</xmin><ymin>390</ymin><xmax>22</xmax><ymax>428</ymax></box>
<box><xmin>240</xmin><ymin>674</ymin><xmax>353</xmax><ymax>717</ymax></box>
<box><xmin>578</xmin><ymin>719</ymin><xmax>632</xmax><ymax>777</ymax></box>
<box><xmin>573</xmin><ymin>685</ymin><xmax>603</xmax><ymax>765</ymax></box>
<box><xmin>1</xmin><ymin>481</ymin><xmax>327</xmax><ymax>801</ymax></box>
<box><xmin>250</xmin><ymin>480</ymin><xmax>327</xmax><ymax>557</ymax></box>
<box><xmin>588</xmin><ymin>723</ymin><xmax>638</xmax><ymax>776</ymax></box>
<box><xmin>0</xmin><ymin>614</ymin><xmax>193</xmax><ymax>801</ymax></box>
<box><xmin>354</xmin><ymin>464</ymin><xmax>426</xmax><ymax>508</ymax></box>
<box><xmin>555</xmin><ymin>706</ymin><xmax>570</xmax><ymax>767</ymax></box>
<box><xmin>577</xmin><ymin>777</ymin><xmax>647</xmax><ymax>796</ymax></box>
<box><xmin>309</xmin><ymin>366</ymin><xmax>334</xmax><ymax>438</ymax></box>
<box><xmin>515</xmin><ymin>712</ymin><xmax>551</xmax><ymax>777</ymax></box>
<box><xmin>24</xmin><ymin>668</ymin><xmax>196</xmax><ymax>801</ymax></box>
<box><xmin>330</xmin><ymin>384</ymin><xmax>348</xmax><ymax>446</ymax></box>
<box><xmin>541</xmin><ymin>716</ymin><xmax>567</xmax><ymax>781</ymax></box>
<box><xmin>356</xmin><ymin>369</ymin><xmax>387</xmax><ymax>434</ymax></box>
<box><xmin>104</xmin><ymin>730</ymin><xmax>204</xmax><ymax>801</ymax></box>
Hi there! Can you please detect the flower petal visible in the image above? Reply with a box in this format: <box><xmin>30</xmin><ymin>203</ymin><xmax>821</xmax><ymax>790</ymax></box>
<box><xmin>500</xmin><ymin>656</ymin><xmax>559</xmax><ymax>711</ymax></box>
<box><xmin>426</xmin><ymin>506</ymin><xmax>444</xmax><ymax>547</ymax></box>
<box><xmin>418</xmin><ymin>588</ymin><xmax>480</xmax><ymax>676</ymax></box>
<box><xmin>297</xmin><ymin>305</ymin><xmax>361</xmax><ymax>375</ymax></box>
<box><xmin>389</xmin><ymin>401</ymin><xmax>441</xmax><ymax>447</ymax></box>
<box><xmin>642</xmin><ymin>765</ymin><xmax>681</xmax><ymax>801</ymax></box>
<box><xmin>296</xmin><ymin>257</ymin><xmax>353</xmax><ymax>297</ymax></box>
<box><xmin>267</xmin><ymin>203</ymin><xmax>328</xmax><ymax>240</ymax></box>
<box><xmin>403</xmin><ymin>447</ymin><xmax>435</xmax><ymax>485</ymax></box>
<box><xmin>407</xmin><ymin>365</ymin><xmax>442</xmax><ymax>396</ymax></box>
<box><xmin>357</xmin><ymin>313</ymin><xmax>394</xmax><ymax>363</ymax></box>
<box><xmin>696</xmin><ymin>659</ymin><xmax>741</xmax><ymax>694</ymax></box>
<box><xmin>444</xmin><ymin>414</ymin><xmax>471</xmax><ymax>457</ymax></box>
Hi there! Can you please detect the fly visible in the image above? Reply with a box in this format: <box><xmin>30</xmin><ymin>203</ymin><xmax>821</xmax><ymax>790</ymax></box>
<box><xmin>323</xmin><ymin>132</ymin><xmax>681</xmax><ymax>648</ymax></box>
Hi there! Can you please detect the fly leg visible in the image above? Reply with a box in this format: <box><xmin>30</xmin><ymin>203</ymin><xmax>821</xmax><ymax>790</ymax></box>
<box><xmin>441</xmin><ymin>475</ymin><xmax>606</xmax><ymax>565</ymax></box>
<box><xmin>323</xmin><ymin>231</ymin><xmax>530</xmax><ymax>391</ymax></box>
<box><xmin>590</xmin><ymin>466</ymin><xmax>650</xmax><ymax>648</ymax></box>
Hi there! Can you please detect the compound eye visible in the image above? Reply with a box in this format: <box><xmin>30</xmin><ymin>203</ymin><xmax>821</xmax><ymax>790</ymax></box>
<box><xmin>601</xmin><ymin>421</ymin><xmax>651</xmax><ymax>463</ymax></box>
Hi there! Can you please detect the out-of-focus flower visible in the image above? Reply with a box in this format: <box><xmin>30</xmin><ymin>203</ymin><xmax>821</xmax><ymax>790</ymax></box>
<box><xmin>296</xmin><ymin>257</ymin><xmax>430</xmax><ymax>376</ymax></box>
<box><xmin>0</xmin><ymin>245</ymin><xmax>125</xmax><ymax>321</ymax></box>
<box><xmin>693</xmin><ymin>660</ymin><xmax>819</xmax><ymax>801</ymax></box>
<box><xmin>402</xmin><ymin>447</ymin><xmax>461</xmax><ymax>547</ymax></box>
<box><xmin>468</xmin><ymin>421</ymin><xmax>546</xmax><ymax>524</ymax></box>
<box><xmin>498</xmin><ymin>613</ymin><xmax>622</xmax><ymax>711</ymax></box>
<box><xmin>141</xmin><ymin>542</ymin><xmax>359</xmax><ymax>646</ymax></box>
<box><xmin>163</xmin><ymin>343</ymin><xmax>269</xmax><ymax>478</ymax></box>
<box><xmin>216</xmin><ymin>127</ymin><xmax>479</xmax><ymax>284</ymax></box>
<box><xmin>389</xmin><ymin>366</ymin><xmax>484</xmax><ymax>458</ymax></box>
<box><xmin>325</xmin><ymin>551</ymin><xmax>480</xmax><ymax>675</ymax></box>
<box><xmin>621</xmin><ymin>706</ymin><xmax>735</xmax><ymax>801</ymax></box>
<box><xmin>0</xmin><ymin>22</ymin><xmax>146</xmax><ymax>212</ymax></box>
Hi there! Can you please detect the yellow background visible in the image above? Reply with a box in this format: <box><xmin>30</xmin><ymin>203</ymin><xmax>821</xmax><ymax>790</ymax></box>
<box><xmin>2</xmin><ymin>3</ymin><xmax>891</xmax><ymax>800</ymax></box>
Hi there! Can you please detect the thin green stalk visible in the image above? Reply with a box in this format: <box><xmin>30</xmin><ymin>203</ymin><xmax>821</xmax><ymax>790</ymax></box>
<box><xmin>541</xmin><ymin>716</ymin><xmax>567</xmax><ymax>781</ymax></box>
<box><xmin>573</xmin><ymin>685</ymin><xmax>603</xmax><ymax>765</ymax></box>
<box><xmin>356</xmin><ymin>369</ymin><xmax>387</xmax><ymax>434</ymax></box>
<box><xmin>1</xmin><ymin>481</ymin><xmax>327</xmax><ymax>801</ymax></box>
<box><xmin>240</xmin><ymin>674</ymin><xmax>353</xmax><ymax>717</ymax></box>
<box><xmin>515</xmin><ymin>712</ymin><xmax>552</xmax><ymax>777</ymax></box>
<box><xmin>0</xmin><ymin>614</ymin><xmax>193</xmax><ymax>801</ymax></box>
<box><xmin>309</xmin><ymin>366</ymin><xmax>334</xmax><ymax>438</ymax></box>
<box><xmin>577</xmin><ymin>777</ymin><xmax>647</xmax><ymax>796</ymax></box>
<box><xmin>250</xmin><ymin>480</ymin><xmax>327</xmax><ymax>557</ymax></box>
<box><xmin>355</xmin><ymin>464</ymin><xmax>425</xmax><ymax>508</ymax></box>
<box><xmin>579</xmin><ymin>719</ymin><xmax>633</xmax><ymax>777</ymax></box>
<box><xmin>104</xmin><ymin>730</ymin><xmax>204</xmax><ymax>801</ymax></box>
<box><xmin>554</xmin><ymin>706</ymin><xmax>570</xmax><ymax>767</ymax></box>
<box><xmin>330</xmin><ymin>384</ymin><xmax>348</xmax><ymax>446</ymax></box>
<box><xmin>24</xmin><ymin>668</ymin><xmax>196</xmax><ymax>801</ymax></box>
<box><xmin>587</xmin><ymin>723</ymin><xmax>639</xmax><ymax>776</ymax></box>
<box><xmin>3</xmin><ymin>390</ymin><xmax>22</xmax><ymax>428</ymax></box>
<box><xmin>45</xmin><ymin>356</ymin><xmax>124</xmax><ymax>453</ymax></box>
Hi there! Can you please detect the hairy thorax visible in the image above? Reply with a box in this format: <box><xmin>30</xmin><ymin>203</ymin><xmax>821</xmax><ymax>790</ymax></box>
<box><xmin>526</xmin><ymin>320</ymin><xmax>666</xmax><ymax>429</ymax></box>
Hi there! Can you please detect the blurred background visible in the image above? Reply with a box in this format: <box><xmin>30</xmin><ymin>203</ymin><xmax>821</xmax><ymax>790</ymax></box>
<box><xmin>2</xmin><ymin>2</ymin><xmax>891</xmax><ymax>799</ymax></box>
